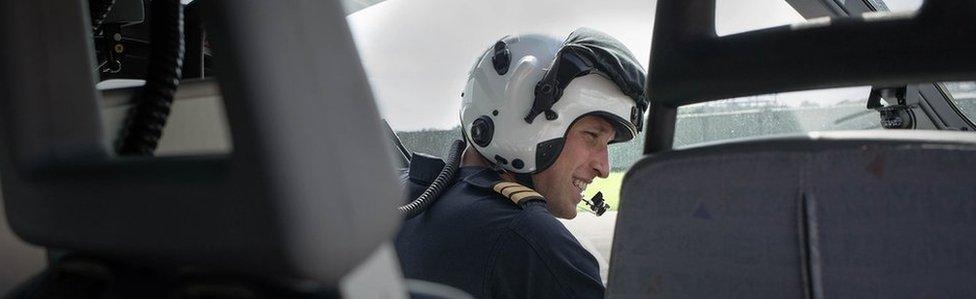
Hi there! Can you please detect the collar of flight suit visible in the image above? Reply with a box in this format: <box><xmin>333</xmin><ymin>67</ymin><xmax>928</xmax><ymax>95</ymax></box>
<box><xmin>462</xmin><ymin>167</ymin><xmax>546</xmax><ymax>206</ymax></box>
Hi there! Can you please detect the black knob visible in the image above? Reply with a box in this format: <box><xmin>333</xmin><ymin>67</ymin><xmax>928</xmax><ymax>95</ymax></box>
<box><xmin>471</xmin><ymin>116</ymin><xmax>494</xmax><ymax>147</ymax></box>
<box><xmin>492</xmin><ymin>41</ymin><xmax>510</xmax><ymax>75</ymax></box>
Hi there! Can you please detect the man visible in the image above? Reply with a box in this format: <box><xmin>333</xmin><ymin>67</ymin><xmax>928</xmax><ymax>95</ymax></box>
<box><xmin>396</xmin><ymin>28</ymin><xmax>647</xmax><ymax>298</ymax></box>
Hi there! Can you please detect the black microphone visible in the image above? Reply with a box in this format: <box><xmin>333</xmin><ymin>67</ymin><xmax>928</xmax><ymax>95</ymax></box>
<box><xmin>582</xmin><ymin>191</ymin><xmax>610</xmax><ymax>216</ymax></box>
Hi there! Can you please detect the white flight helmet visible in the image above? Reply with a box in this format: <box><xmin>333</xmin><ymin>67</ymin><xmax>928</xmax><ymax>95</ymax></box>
<box><xmin>460</xmin><ymin>28</ymin><xmax>648</xmax><ymax>174</ymax></box>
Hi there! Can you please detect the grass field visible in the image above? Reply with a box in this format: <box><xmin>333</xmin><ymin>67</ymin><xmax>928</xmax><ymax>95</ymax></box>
<box><xmin>577</xmin><ymin>171</ymin><xmax>625</xmax><ymax>212</ymax></box>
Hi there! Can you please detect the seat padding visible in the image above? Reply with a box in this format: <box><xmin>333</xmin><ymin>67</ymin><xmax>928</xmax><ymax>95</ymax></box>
<box><xmin>0</xmin><ymin>195</ymin><xmax>45</xmax><ymax>293</ymax></box>
<box><xmin>608</xmin><ymin>131</ymin><xmax>976</xmax><ymax>298</ymax></box>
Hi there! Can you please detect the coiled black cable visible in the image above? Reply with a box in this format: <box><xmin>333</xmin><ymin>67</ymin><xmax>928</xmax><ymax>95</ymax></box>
<box><xmin>398</xmin><ymin>139</ymin><xmax>466</xmax><ymax>219</ymax></box>
<box><xmin>116</xmin><ymin>0</ymin><xmax>185</xmax><ymax>156</ymax></box>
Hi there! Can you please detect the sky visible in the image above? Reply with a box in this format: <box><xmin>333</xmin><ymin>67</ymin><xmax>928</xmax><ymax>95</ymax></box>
<box><xmin>346</xmin><ymin>0</ymin><xmax>924</xmax><ymax>131</ymax></box>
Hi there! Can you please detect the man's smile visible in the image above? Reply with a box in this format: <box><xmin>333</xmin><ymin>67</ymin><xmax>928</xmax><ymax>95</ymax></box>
<box><xmin>572</xmin><ymin>177</ymin><xmax>591</xmax><ymax>193</ymax></box>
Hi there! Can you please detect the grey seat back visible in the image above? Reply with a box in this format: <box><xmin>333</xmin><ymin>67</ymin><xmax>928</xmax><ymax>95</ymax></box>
<box><xmin>0</xmin><ymin>0</ymin><xmax>400</xmax><ymax>286</ymax></box>
<box><xmin>0</xmin><ymin>194</ymin><xmax>44</xmax><ymax>293</ymax></box>
<box><xmin>608</xmin><ymin>131</ymin><xmax>976</xmax><ymax>298</ymax></box>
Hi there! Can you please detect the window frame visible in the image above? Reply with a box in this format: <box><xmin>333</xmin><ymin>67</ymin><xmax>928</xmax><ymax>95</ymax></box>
<box><xmin>644</xmin><ymin>0</ymin><xmax>976</xmax><ymax>154</ymax></box>
<box><xmin>936</xmin><ymin>83</ymin><xmax>976</xmax><ymax>130</ymax></box>
<box><xmin>816</xmin><ymin>0</ymin><xmax>976</xmax><ymax>131</ymax></box>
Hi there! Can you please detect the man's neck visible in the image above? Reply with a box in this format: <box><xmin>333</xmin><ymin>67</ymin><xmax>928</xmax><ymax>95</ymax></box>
<box><xmin>460</xmin><ymin>146</ymin><xmax>488</xmax><ymax>168</ymax></box>
<box><xmin>461</xmin><ymin>146</ymin><xmax>517</xmax><ymax>182</ymax></box>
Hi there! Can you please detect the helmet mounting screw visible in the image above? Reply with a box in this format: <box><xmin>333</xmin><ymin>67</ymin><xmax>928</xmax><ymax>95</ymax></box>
<box><xmin>512</xmin><ymin>159</ymin><xmax>524</xmax><ymax>169</ymax></box>
<box><xmin>544</xmin><ymin>110</ymin><xmax>558</xmax><ymax>120</ymax></box>
<box><xmin>539</xmin><ymin>83</ymin><xmax>554</xmax><ymax>94</ymax></box>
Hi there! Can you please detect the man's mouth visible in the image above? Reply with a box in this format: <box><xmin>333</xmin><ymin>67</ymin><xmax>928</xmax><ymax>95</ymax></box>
<box><xmin>572</xmin><ymin>178</ymin><xmax>590</xmax><ymax>194</ymax></box>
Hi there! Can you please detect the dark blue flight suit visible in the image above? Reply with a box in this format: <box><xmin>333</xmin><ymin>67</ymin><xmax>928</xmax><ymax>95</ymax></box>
<box><xmin>396</xmin><ymin>154</ymin><xmax>604</xmax><ymax>298</ymax></box>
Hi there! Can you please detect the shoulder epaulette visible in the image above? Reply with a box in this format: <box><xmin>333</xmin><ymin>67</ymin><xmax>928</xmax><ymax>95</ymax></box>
<box><xmin>491</xmin><ymin>181</ymin><xmax>545</xmax><ymax>205</ymax></box>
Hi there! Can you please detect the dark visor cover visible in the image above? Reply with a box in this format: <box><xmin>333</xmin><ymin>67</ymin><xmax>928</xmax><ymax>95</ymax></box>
<box><xmin>526</xmin><ymin>27</ymin><xmax>649</xmax><ymax>131</ymax></box>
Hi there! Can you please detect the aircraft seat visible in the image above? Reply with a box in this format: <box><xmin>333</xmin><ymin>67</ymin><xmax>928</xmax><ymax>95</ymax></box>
<box><xmin>607</xmin><ymin>130</ymin><xmax>976</xmax><ymax>298</ymax></box>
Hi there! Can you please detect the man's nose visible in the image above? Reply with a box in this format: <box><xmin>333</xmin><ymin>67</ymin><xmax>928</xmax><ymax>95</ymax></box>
<box><xmin>591</xmin><ymin>147</ymin><xmax>610</xmax><ymax>179</ymax></box>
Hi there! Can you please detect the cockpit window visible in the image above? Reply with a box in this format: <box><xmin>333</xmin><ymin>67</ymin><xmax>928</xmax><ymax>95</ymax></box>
<box><xmin>674</xmin><ymin>86</ymin><xmax>876</xmax><ymax>148</ymax></box>
<box><xmin>341</xmin><ymin>0</ymin><xmax>387</xmax><ymax>15</ymax></box>
<box><xmin>943</xmin><ymin>82</ymin><xmax>976</xmax><ymax>124</ymax></box>
<box><xmin>881</xmin><ymin>0</ymin><xmax>924</xmax><ymax>12</ymax></box>
<box><xmin>715</xmin><ymin>0</ymin><xmax>803</xmax><ymax>36</ymax></box>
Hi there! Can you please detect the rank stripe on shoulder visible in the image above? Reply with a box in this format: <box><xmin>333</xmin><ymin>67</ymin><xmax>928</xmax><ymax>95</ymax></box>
<box><xmin>500</xmin><ymin>186</ymin><xmax>533</xmax><ymax>197</ymax></box>
<box><xmin>491</xmin><ymin>181</ymin><xmax>544</xmax><ymax>205</ymax></box>
<box><xmin>492</xmin><ymin>182</ymin><xmax>521</xmax><ymax>192</ymax></box>
<box><xmin>510</xmin><ymin>191</ymin><xmax>543</xmax><ymax>203</ymax></box>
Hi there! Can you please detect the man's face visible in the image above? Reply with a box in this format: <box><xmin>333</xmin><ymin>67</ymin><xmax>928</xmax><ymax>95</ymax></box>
<box><xmin>532</xmin><ymin>115</ymin><xmax>615</xmax><ymax>219</ymax></box>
